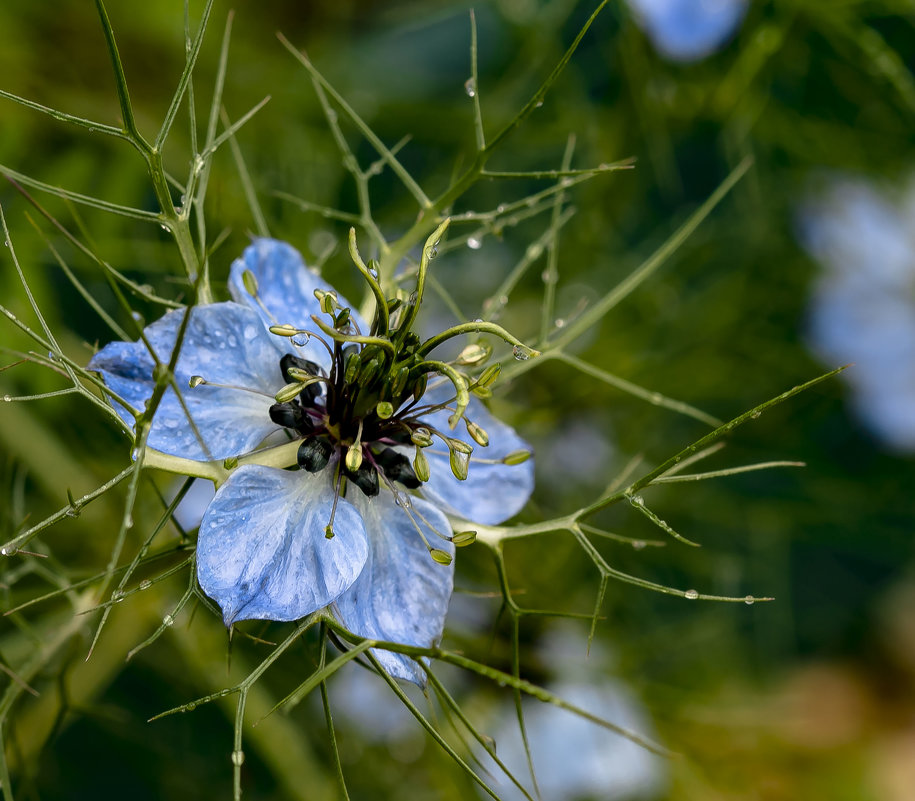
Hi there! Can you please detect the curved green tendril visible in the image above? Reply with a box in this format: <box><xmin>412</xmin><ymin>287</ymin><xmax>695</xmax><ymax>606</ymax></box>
<box><xmin>348</xmin><ymin>227</ymin><xmax>390</xmax><ymax>335</ymax></box>
<box><xmin>309</xmin><ymin>315</ymin><xmax>396</xmax><ymax>358</ymax></box>
<box><xmin>417</xmin><ymin>320</ymin><xmax>539</xmax><ymax>359</ymax></box>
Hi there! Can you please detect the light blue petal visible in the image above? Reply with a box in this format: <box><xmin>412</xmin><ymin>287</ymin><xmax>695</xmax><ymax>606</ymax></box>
<box><xmin>89</xmin><ymin>303</ymin><xmax>284</xmax><ymax>461</ymax></box>
<box><xmin>627</xmin><ymin>0</ymin><xmax>748</xmax><ymax>63</ymax></box>
<box><xmin>197</xmin><ymin>465</ymin><xmax>369</xmax><ymax>625</ymax></box>
<box><xmin>334</xmin><ymin>491</ymin><xmax>454</xmax><ymax>686</ymax></box>
<box><xmin>417</xmin><ymin>382</ymin><xmax>534</xmax><ymax>526</ymax></box>
<box><xmin>228</xmin><ymin>238</ymin><xmax>369</xmax><ymax>371</ymax></box>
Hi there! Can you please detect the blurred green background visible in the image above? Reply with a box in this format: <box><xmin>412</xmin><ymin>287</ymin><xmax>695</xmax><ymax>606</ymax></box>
<box><xmin>1</xmin><ymin>1</ymin><xmax>914</xmax><ymax>799</ymax></box>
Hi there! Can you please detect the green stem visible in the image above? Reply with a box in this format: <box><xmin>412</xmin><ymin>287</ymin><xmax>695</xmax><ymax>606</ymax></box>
<box><xmin>417</xmin><ymin>321</ymin><xmax>537</xmax><ymax>358</ymax></box>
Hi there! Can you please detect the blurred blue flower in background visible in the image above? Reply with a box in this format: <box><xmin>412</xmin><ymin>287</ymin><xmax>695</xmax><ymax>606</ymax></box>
<box><xmin>798</xmin><ymin>174</ymin><xmax>915</xmax><ymax>452</ymax></box>
<box><xmin>626</xmin><ymin>0</ymin><xmax>749</xmax><ymax>62</ymax></box>
<box><xmin>89</xmin><ymin>239</ymin><xmax>534</xmax><ymax>683</ymax></box>
<box><xmin>483</xmin><ymin>625</ymin><xmax>667</xmax><ymax>801</ymax></box>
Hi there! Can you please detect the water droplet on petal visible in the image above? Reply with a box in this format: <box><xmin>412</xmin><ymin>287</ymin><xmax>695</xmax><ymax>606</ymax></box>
<box><xmin>684</xmin><ymin>589</ymin><xmax>699</xmax><ymax>600</ymax></box>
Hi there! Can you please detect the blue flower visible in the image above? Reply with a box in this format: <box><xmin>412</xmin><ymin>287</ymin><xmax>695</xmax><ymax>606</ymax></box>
<box><xmin>89</xmin><ymin>239</ymin><xmax>534</xmax><ymax>684</ymax></box>
<box><xmin>798</xmin><ymin>174</ymin><xmax>915</xmax><ymax>452</ymax></box>
<box><xmin>626</xmin><ymin>0</ymin><xmax>748</xmax><ymax>63</ymax></box>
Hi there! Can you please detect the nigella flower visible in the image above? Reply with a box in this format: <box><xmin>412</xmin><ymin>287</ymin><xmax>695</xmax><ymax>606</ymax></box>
<box><xmin>626</xmin><ymin>0</ymin><xmax>748</xmax><ymax>63</ymax></box>
<box><xmin>89</xmin><ymin>231</ymin><xmax>535</xmax><ymax>684</ymax></box>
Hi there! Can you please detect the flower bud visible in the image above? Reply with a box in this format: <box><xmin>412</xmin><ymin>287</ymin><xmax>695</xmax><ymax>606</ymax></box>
<box><xmin>275</xmin><ymin>382</ymin><xmax>307</xmax><ymax>403</ymax></box>
<box><xmin>429</xmin><ymin>548</ymin><xmax>453</xmax><ymax>565</ymax></box>
<box><xmin>345</xmin><ymin>443</ymin><xmax>363</xmax><ymax>472</ymax></box>
<box><xmin>242</xmin><ymin>269</ymin><xmax>259</xmax><ymax>296</ymax></box>
<box><xmin>285</xmin><ymin>366</ymin><xmax>313</xmax><ymax>382</ymax></box>
<box><xmin>189</xmin><ymin>375</ymin><xmax>206</xmax><ymax>388</ymax></box>
<box><xmin>375</xmin><ymin>401</ymin><xmax>394</xmax><ymax>420</ymax></box>
<box><xmin>391</xmin><ymin>366</ymin><xmax>409</xmax><ymax>398</ymax></box>
<box><xmin>471</xmin><ymin>385</ymin><xmax>493</xmax><ymax>399</ymax></box>
<box><xmin>411</xmin><ymin>428</ymin><xmax>434</xmax><ymax>448</ymax></box>
<box><xmin>343</xmin><ymin>352</ymin><xmax>360</xmax><ymax>384</ymax></box>
<box><xmin>502</xmin><ymin>449</ymin><xmax>532</xmax><ymax>465</ymax></box>
<box><xmin>223</xmin><ymin>456</ymin><xmax>239</xmax><ymax>469</ymax></box>
<box><xmin>456</xmin><ymin>342</ymin><xmax>491</xmax><ymax>366</ymax></box>
<box><xmin>314</xmin><ymin>289</ymin><xmax>338</xmax><ymax>314</ymax></box>
<box><xmin>413</xmin><ymin>447</ymin><xmax>430</xmax><ymax>482</ymax></box>
<box><xmin>359</xmin><ymin>356</ymin><xmax>383</xmax><ymax>387</ymax></box>
<box><xmin>268</xmin><ymin>323</ymin><xmax>299</xmax><ymax>337</ymax></box>
<box><xmin>477</xmin><ymin>363</ymin><xmax>501</xmax><ymax>388</ymax></box>
<box><xmin>465</xmin><ymin>420</ymin><xmax>489</xmax><ymax>447</ymax></box>
<box><xmin>451</xmin><ymin>530</ymin><xmax>477</xmax><ymax>546</ymax></box>
<box><xmin>449</xmin><ymin>449</ymin><xmax>469</xmax><ymax>481</ymax></box>
<box><xmin>449</xmin><ymin>438</ymin><xmax>473</xmax><ymax>455</ymax></box>
<box><xmin>335</xmin><ymin>307</ymin><xmax>351</xmax><ymax>329</ymax></box>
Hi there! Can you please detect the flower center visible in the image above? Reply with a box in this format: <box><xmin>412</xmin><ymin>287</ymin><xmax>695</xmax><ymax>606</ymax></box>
<box><xmin>248</xmin><ymin>220</ymin><xmax>535</xmax><ymax>527</ymax></box>
<box><xmin>268</xmin><ymin>347</ymin><xmax>426</xmax><ymax>499</ymax></box>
